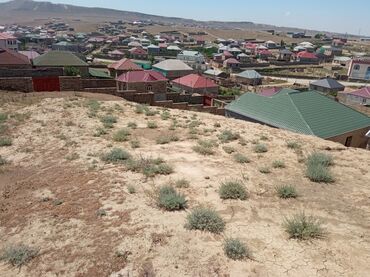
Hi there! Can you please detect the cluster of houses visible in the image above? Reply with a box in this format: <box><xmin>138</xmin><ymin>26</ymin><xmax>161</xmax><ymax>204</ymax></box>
<box><xmin>0</xmin><ymin>20</ymin><xmax>370</xmax><ymax>149</ymax></box>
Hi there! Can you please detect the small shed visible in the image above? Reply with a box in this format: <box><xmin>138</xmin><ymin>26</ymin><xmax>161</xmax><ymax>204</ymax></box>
<box><xmin>235</xmin><ymin>70</ymin><xmax>263</xmax><ymax>85</ymax></box>
<box><xmin>309</xmin><ymin>78</ymin><xmax>345</xmax><ymax>95</ymax></box>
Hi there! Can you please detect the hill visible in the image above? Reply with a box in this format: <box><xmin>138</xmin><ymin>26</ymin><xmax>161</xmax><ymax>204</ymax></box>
<box><xmin>0</xmin><ymin>0</ymin><xmax>346</xmax><ymax>36</ymax></box>
<box><xmin>0</xmin><ymin>91</ymin><xmax>369</xmax><ymax>276</ymax></box>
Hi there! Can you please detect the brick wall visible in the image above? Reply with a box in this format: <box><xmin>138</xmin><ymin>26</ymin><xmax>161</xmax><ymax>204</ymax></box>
<box><xmin>0</xmin><ymin>68</ymin><xmax>64</xmax><ymax>78</ymax></box>
<box><xmin>59</xmin><ymin>76</ymin><xmax>82</xmax><ymax>91</ymax></box>
<box><xmin>84</xmin><ymin>87</ymin><xmax>117</xmax><ymax>94</ymax></box>
<box><xmin>328</xmin><ymin>127</ymin><xmax>370</xmax><ymax>149</ymax></box>
<box><xmin>118</xmin><ymin>81</ymin><xmax>167</xmax><ymax>94</ymax></box>
<box><xmin>0</xmin><ymin>77</ymin><xmax>33</xmax><ymax>92</ymax></box>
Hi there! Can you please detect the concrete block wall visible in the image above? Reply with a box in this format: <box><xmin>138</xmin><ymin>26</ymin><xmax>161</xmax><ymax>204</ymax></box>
<box><xmin>0</xmin><ymin>77</ymin><xmax>33</xmax><ymax>92</ymax></box>
<box><xmin>59</xmin><ymin>76</ymin><xmax>82</xmax><ymax>91</ymax></box>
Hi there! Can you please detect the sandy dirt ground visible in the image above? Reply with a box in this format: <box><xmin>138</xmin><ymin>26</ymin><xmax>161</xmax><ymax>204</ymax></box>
<box><xmin>0</xmin><ymin>91</ymin><xmax>369</xmax><ymax>277</ymax></box>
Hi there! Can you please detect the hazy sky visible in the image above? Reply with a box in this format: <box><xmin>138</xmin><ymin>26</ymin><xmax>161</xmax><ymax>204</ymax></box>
<box><xmin>2</xmin><ymin>0</ymin><xmax>370</xmax><ymax>35</ymax></box>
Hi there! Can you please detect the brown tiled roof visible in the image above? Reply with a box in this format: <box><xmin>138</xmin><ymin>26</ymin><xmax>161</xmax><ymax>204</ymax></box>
<box><xmin>108</xmin><ymin>58</ymin><xmax>143</xmax><ymax>71</ymax></box>
<box><xmin>0</xmin><ymin>48</ymin><xmax>30</xmax><ymax>65</ymax></box>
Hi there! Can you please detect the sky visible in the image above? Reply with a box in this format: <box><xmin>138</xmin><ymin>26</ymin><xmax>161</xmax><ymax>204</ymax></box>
<box><xmin>2</xmin><ymin>0</ymin><xmax>370</xmax><ymax>35</ymax></box>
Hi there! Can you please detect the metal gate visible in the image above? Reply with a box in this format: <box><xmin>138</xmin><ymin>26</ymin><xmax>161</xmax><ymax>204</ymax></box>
<box><xmin>32</xmin><ymin>77</ymin><xmax>60</xmax><ymax>92</ymax></box>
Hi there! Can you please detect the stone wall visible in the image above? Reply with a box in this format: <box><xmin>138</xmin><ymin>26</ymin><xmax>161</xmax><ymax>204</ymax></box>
<box><xmin>0</xmin><ymin>77</ymin><xmax>33</xmax><ymax>92</ymax></box>
<box><xmin>81</xmin><ymin>79</ymin><xmax>116</xmax><ymax>89</ymax></box>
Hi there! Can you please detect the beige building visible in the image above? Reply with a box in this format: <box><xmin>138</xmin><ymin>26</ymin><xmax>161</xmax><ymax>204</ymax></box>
<box><xmin>348</xmin><ymin>58</ymin><xmax>370</xmax><ymax>81</ymax></box>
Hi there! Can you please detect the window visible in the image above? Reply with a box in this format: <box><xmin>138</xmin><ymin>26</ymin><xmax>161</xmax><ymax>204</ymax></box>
<box><xmin>345</xmin><ymin>136</ymin><xmax>352</xmax><ymax>147</ymax></box>
<box><xmin>146</xmin><ymin>85</ymin><xmax>152</xmax><ymax>92</ymax></box>
<box><xmin>353</xmin><ymin>64</ymin><xmax>360</xmax><ymax>70</ymax></box>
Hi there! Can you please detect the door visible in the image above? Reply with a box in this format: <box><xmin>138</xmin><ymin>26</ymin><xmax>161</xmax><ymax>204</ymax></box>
<box><xmin>366</xmin><ymin>67</ymin><xmax>370</xmax><ymax>80</ymax></box>
<box><xmin>33</xmin><ymin>77</ymin><xmax>60</xmax><ymax>92</ymax></box>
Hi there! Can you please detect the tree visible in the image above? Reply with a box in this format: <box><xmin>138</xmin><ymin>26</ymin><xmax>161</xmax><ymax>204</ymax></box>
<box><xmin>64</xmin><ymin>67</ymin><xmax>81</xmax><ymax>76</ymax></box>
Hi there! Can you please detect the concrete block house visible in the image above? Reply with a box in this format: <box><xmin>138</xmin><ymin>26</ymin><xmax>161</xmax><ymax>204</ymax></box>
<box><xmin>348</xmin><ymin>58</ymin><xmax>370</xmax><ymax>81</ymax></box>
<box><xmin>340</xmin><ymin>87</ymin><xmax>370</xmax><ymax>106</ymax></box>
<box><xmin>171</xmin><ymin>73</ymin><xmax>219</xmax><ymax>95</ymax></box>
<box><xmin>152</xmin><ymin>59</ymin><xmax>193</xmax><ymax>80</ymax></box>
<box><xmin>0</xmin><ymin>48</ymin><xmax>31</xmax><ymax>69</ymax></box>
<box><xmin>309</xmin><ymin>78</ymin><xmax>345</xmax><ymax>95</ymax></box>
<box><xmin>108</xmin><ymin>58</ymin><xmax>143</xmax><ymax>78</ymax></box>
<box><xmin>116</xmin><ymin>70</ymin><xmax>168</xmax><ymax>93</ymax></box>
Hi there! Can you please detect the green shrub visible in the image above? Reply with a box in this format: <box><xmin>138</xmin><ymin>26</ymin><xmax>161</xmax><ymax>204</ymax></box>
<box><xmin>284</xmin><ymin>212</ymin><xmax>324</xmax><ymax>240</ymax></box>
<box><xmin>238</xmin><ymin>137</ymin><xmax>247</xmax><ymax>146</ymax></box>
<box><xmin>0</xmin><ymin>137</ymin><xmax>12</xmax><ymax>147</ymax></box>
<box><xmin>157</xmin><ymin>186</ymin><xmax>187</xmax><ymax>211</ymax></box>
<box><xmin>223</xmin><ymin>238</ymin><xmax>250</xmax><ymax>260</ymax></box>
<box><xmin>93</xmin><ymin>127</ymin><xmax>107</xmax><ymax>137</ymax></box>
<box><xmin>0</xmin><ymin>155</ymin><xmax>7</xmax><ymax>166</ymax></box>
<box><xmin>127</xmin><ymin>122</ymin><xmax>137</xmax><ymax>129</ymax></box>
<box><xmin>287</xmin><ymin>141</ymin><xmax>301</xmax><ymax>150</ymax></box>
<box><xmin>276</xmin><ymin>185</ymin><xmax>298</xmax><ymax>199</ymax></box>
<box><xmin>96</xmin><ymin>209</ymin><xmax>107</xmax><ymax>217</ymax></box>
<box><xmin>130</xmin><ymin>138</ymin><xmax>140</xmax><ymax>149</ymax></box>
<box><xmin>174</xmin><ymin>178</ymin><xmax>190</xmax><ymax>188</ymax></box>
<box><xmin>254</xmin><ymin>143</ymin><xmax>268</xmax><ymax>153</ymax></box>
<box><xmin>113</xmin><ymin>128</ymin><xmax>131</xmax><ymax>142</ymax></box>
<box><xmin>161</xmin><ymin>110</ymin><xmax>171</xmax><ymax>120</ymax></box>
<box><xmin>218</xmin><ymin>130</ymin><xmax>240</xmax><ymax>143</ymax></box>
<box><xmin>259</xmin><ymin>167</ymin><xmax>271</xmax><ymax>174</ymax></box>
<box><xmin>260</xmin><ymin>135</ymin><xmax>269</xmax><ymax>141</ymax></box>
<box><xmin>219</xmin><ymin>180</ymin><xmax>247</xmax><ymax>200</ymax></box>
<box><xmin>101</xmin><ymin>148</ymin><xmax>131</xmax><ymax>163</ymax></box>
<box><xmin>100</xmin><ymin>115</ymin><xmax>117</xmax><ymax>128</ymax></box>
<box><xmin>156</xmin><ymin>134</ymin><xmax>179</xmax><ymax>145</ymax></box>
<box><xmin>192</xmin><ymin>139</ymin><xmax>217</xmax><ymax>155</ymax></box>
<box><xmin>233</xmin><ymin>153</ymin><xmax>250</xmax><ymax>164</ymax></box>
<box><xmin>145</xmin><ymin>109</ymin><xmax>157</xmax><ymax>116</ymax></box>
<box><xmin>185</xmin><ymin>207</ymin><xmax>225</xmax><ymax>234</ymax></box>
<box><xmin>147</xmin><ymin>121</ymin><xmax>158</xmax><ymax>129</ymax></box>
<box><xmin>126</xmin><ymin>157</ymin><xmax>173</xmax><ymax>177</ymax></box>
<box><xmin>0</xmin><ymin>113</ymin><xmax>8</xmax><ymax>123</ymax></box>
<box><xmin>188</xmin><ymin>120</ymin><xmax>201</xmax><ymax>128</ymax></box>
<box><xmin>0</xmin><ymin>244</ymin><xmax>39</xmax><ymax>267</ymax></box>
<box><xmin>135</xmin><ymin>104</ymin><xmax>146</xmax><ymax>114</ymax></box>
<box><xmin>272</xmin><ymin>160</ymin><xmax>286</xmax><ymax>169</ymax></box>
<box><xmin>127</xmin><ymin>185</ymin><xmax>136</xmax><ymax>194</ymax></box>
<box><xmin>222</xmin><ymin>146</ymin><xmax>235</xmax><ymax>154</ymax></box>
<box><xmin>305</xmin><ymin>152</ymin><xmax>334</xmax><ymax>183</ymax></box>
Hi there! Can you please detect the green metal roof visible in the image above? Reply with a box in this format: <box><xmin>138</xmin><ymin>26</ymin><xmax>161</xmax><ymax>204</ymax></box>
<box><xmin>226</xmin><ymin>90</ymin><xmax>370</xmax><ymax>139</ymax></box>
<box><xmin>33</xmin><ymin>51</ymin><xmax>88</xmax><ymax>67</ymax></box>
<box><xmin>89</xmin><ymin>68</ymin><xmax>111</xmax><ymax>79</ymax></box>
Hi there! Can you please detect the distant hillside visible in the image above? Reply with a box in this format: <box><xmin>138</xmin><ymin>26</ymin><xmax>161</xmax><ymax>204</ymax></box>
<box><xmin>0</xmin><ymin>0</ymin><xmax>347</xmax><ymax>36</ymax></box>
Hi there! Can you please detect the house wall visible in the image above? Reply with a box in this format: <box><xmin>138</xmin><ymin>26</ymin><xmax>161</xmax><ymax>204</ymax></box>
<box><xmin>172</xmin><ymin>83</ymin><xmax>219</xmax><ymax>94</ymax></box>
<box><xmin>59</xmin><ymin>76</ymin><xmax>82</xmax><ymax>91</ymax></box>
<box><xmin>327</xmin><ymin>127</ymin><xmax>370</xmax><ymax>148</ymax></box>
<box><xmin>345</xmin><ymin>94</ymin><xmax>370</xmax><ymax>105</ymax></box>
<box><xmin>152</xmin><ymin>67</ymin><xmax>194</xmax><ymax>80</ymax></box>
<box><xmin>0</xmin><ymin>38</ymin><xmax>18</xmax><ymax>51</ymax></box>
<box><xmin>0</xmin><ymin>67</ymin><xmax>62</xmax><ymax>77</ymax></box>
<box><xmin>0</xmin><ymin>64</ymin><xmax>32</xmax><ymax>70</ymax></box>
<box><xmin>0</xmin><ymin>77</ymin><xmax>33</xmax><ymax>92</ymax></box>
<box><xmin>235</xmin><ymin>76</ymin><xmax>263</xmax><ymax>86</ymax></box>
<box><xmin>348</xmin><ymin>61</ymin><xmax>370</xmax><ymax>80</ymax></box>
<box><xmin>81</xmin><ymin>79</ymin><xmax>116</xmax><ymax>89</ymax></box>
<box><xmin>117</xmin><ymin>80</ymin><xmax>167</xmax><ymax>93</ymax></box>
<box><xmin>309</xmin><ymin>84</ymin><xmax>344</xmax><ymax>93</ymax></box>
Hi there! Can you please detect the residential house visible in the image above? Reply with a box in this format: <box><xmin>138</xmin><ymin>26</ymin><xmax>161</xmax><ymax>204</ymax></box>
<box><xmin>223</xmin><ymin>58</ymin><xmax>240</xmax><ymax>70</ymax></box>
<box><xmin>296</xmin><ymin>51</ymin><xmax>319</xmax><ymax>63</ymax></box>
<box><xmin>167</xmin><ymin>45</ymin><xmax>182</xmax><ymax>56</ymax></box>
<box><xmin>264</xmin><ymin>40</ymin><xmax>278</xmax><ymax>49</ymax></box>
<box><xmin>309</xmin><ymin>78</ymin><xmax>345</xmax><ymax>95</ymax></box>
<box><xmin>177</xmin><ymin>50</ymin><xmax>205</xmax><ymax>64</ymax></box>
<box><xmin>147</xmin><ymin>44</ymin><xmax>160</xmax><ymax>56</ymax></box>
<box><xmin>152</xmin><ymin>59</ymin><xmax>193</xmax><ymax>79</ymax></box>
<box><xmin>0</xmin><ymin>33</ymin><xmax>18</xmax><ymax>51</ymax></box>
<box><xmin>348</xmin><ymin>58</ymin><xmax>370</xmax><ymax>81</ymax></box>
<box><xmin>333</xmin><ymin>56</ymin><xmax>351</xmax><ymax>68</ymax></box>
<box><xmin>108</xmin><ymin>50</ymin><xmax>125</xmax><ymax>59</ymax></box>
<box><xmin>52</xmin><ymin>41</ymin><xmax>79</xmax><ymax>52</ymax></box>
<box><xmin>235</xmin><ymin>70</ymin><xmax>263</xmax><ymax>86</ymax></box>
<box><xmin>116</xmin><ymin>70</ymin><xmax>168</xmax><ymax>93</ymax></box>
<box><xmin>32</xmin><ymin>51</ymin><xmax>89</xmax><ymax>76</ymax></box>
<box><xmin>237</xmin><ymin>53</ymin><xmax>251</xmax><ymax>64</ymax></box>
<box><xmin>172</xmin><ymin>73</ymin><xmax>219</xmax><ymax>95</ymax></box>
<box><xmin>340</xmin><ymin>87</ymin><xmax>370</xmax><ymax>106</ymax></box>
<box><xmin>18</xmin><ymin>50</ymin><xmax>40</xmax><ymax>62</ymax></box>
<box><xmin>225</xmin><ymin>89</ymin><xmax>370</xmax><ymax>148</ymax></box>
<box><xmin>278</xmin><ymin>49</ymin><xmax>293</xmax><ymax>62</ymax></box>
<box><xmin>129</xmin><ymin>47</ymin><xmax>148</xmax><ymax>60</ymax></box>
<box><xmin>203</xmin><ymin>69</ymin><xmax>229</xmax><ymax>79</ymax></box>
<box><xmin>257</xmin><ymin>49</ymin><xmax>273</xmax><ymax>61</ymax></box>
<box><xmin>0</xmin><ymin>48</ymin><xmax>31</xmax><ymax>69</ymax></box>
<box><xmin>108</xmin><ymin>58</ymin><xmax>143</xmax><ymax>78</ymax></box>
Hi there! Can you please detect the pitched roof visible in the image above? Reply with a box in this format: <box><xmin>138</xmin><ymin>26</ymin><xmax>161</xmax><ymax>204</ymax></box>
<box><xmin>0</xmin><ymin>48</ymin><xmax>30</xmax><ymax>65</ymax></box>
<box><xmin>32</xmin><ymin>51</ymin><xmax>88</xmax><ymax>67</ymax></box>
<box><xmin>236</xmin><ymin>70</ymin><xmax>262</xmax><ymax>79</ymax></box>
<box><xmin>259</xmin><ymin>87</ymin><xmax>281</xmax><ymax>97</ymax></box>
<box><xmin>172</xmin><ymin>74</ymin><xmax>218</xmax><ymax>89</ymax></box>
<box><xmin>108</xmin><ymin>58</ymin><xmax>143</xmax><ymax>71</ymax></box>
<box><xmin>129</xmin><ymin>47</ymin><xmax>147</xmax><ymax>55</ymax></box>
<box><xmin>347</xmin><ymin>87</ymin><xmax>370</xmax><ymax>99</ymax></box>
<box><xmin>89</xmin><ymin>68</ymin><xmax>111</xmax><ymax>79</ymax></box>
<box><xmin>116</xmin><ymin>70</ymin><xmax>168</xmax><ymax>83</ymax></box>
<box><xmin>226</xmin><ymin>90</ymin><xmax>370</xmax><ymax>139</ymax></box>
<box><xmin>0</xmin><ymin>32</ymin><xmax>16</xmax><ymax>40</ymax></box>
<box><xmin>310</xmin><ymin>78</ymin><xmax>345</xmax><ymax>90</ymax></box>
<box><xmin>297</xmin><ymin>51</ymin><xmax>318</xmax><ymax>59</ymax></box>
<box><xmin>153</xmin><ymin>59</ymin><xmax>193</xmax><ymax>71</ymax></box>
<box><xmin>224</xmin><ymin>58</ymin><xmax>240</xmax><ymax>64</ymax></box>
<box><xmin>18</xmin><ymin>50</ymin><xmax>40</xmax><ymax>60</ymax></box>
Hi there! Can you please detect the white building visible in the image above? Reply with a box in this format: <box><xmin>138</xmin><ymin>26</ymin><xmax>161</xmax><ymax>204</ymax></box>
<box><xmin>348</xmin><ymin>58</ymin><xmax>370</xmax><ymax>80</ymax></box>
<box><xmin>0</xmin><ymin>32</ymin><xmax>18</xmax><ymax>51</ymax></box>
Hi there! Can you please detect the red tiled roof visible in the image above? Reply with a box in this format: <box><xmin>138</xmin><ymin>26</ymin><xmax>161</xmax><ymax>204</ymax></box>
<box><xmin>172</xmin><ymin>74</ymin><xmax>218</xmax><ymax>89</ymax></box>
<box><xmin>0</xmin><ymin>48</ymin><xmax>30</xmax><ymax>65</ymax></box>
<box><xmin>224</xmin><ymin>58</ymin><xmax>240</xmax><ymax>64</ymax></box>
<box><xmin>116</xmin><ymin>70</ymin><xmax>168</xmax><ymax>83</ymax></box>
<box><xmin>18</xmin><ymin>50</ymin><xmax>40</xmax><ymax>60</ymax></box>
<box><xmin>259</xmin><ymin>87</ymin><xmax>281</xmax><ymax>97</ymax></box>
<box><xmin>108</xmin><ymin>58</ymin><xmax>143</xmax><ymax>71</ymax></box>
<box><xmin>0</xmin><ymin>32</ymin><xmax>16</xmax><ymax>40</ymax></box>
<box><xmin>223</xmin><ymin>50</ymin><xmax>233</xmax><ymax>57</ymax></box>
<box><xmin>129</xmin><ymin>47</ymin><xmax>147</xmax><ymax>55</ymax></box>
<box><xmin>297</xmin><ymin>51</ymin><xmax>318</xmax><ymax>59</ymax></box>
<box><xmin>258</xmin><ymin>49</ymin><xmax>272</xmax><ymax>56</ymax></box>
<box><xmin>348</xmin><ymin>87</ymin><xmax>370</xmax><ymax>99</ymax></box>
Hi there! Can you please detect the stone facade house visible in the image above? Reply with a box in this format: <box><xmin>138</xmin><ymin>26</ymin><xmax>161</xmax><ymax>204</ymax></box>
<box><xmin>116</xmin><ymin>70</ymin><xmax>168</xmax><ymax>93</ymax></box>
